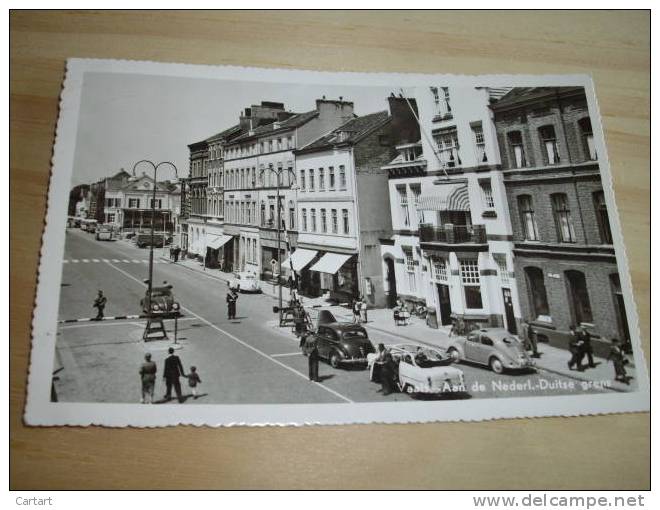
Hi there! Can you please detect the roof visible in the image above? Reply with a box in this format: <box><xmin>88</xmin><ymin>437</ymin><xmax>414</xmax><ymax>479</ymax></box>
<box><xmin>296</xmin><ymin>110</ymin><xmax>390</xmax><ymax>154</ymax></box>
<box><xmin>122</xmin><ymin>174</ymin><xmax>179</xmax><ymax>193</ymax></box>
<box><xmin>231</xmin><ymin>110</ymin><xmax>319</xmax><ymax>143</ymax></box>
<box><xmin>490</xmin><ymin>86</ymin><xmax>586</xmax><ymax>111</ymax></box>
<box><xmin>205</xmin><ymin>124</ymin><xmax>243</xmax><ymax>143</ymax></box>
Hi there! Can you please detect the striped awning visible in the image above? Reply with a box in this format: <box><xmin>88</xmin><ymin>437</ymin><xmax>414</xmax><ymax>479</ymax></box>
<box><xmin>417</xmin><ymin>183</ymin><xmax>470</xmax><ymax>212</ymax></box>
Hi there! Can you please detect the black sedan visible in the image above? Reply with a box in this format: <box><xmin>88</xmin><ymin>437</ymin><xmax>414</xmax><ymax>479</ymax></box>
<box><xmin>302</xmin><ymin>322</ymin><xmax>375</xmax><ymax>369</ymax></box>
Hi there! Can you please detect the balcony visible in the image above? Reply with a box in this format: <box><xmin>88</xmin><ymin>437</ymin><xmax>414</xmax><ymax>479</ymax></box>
<box><xmin>419</xmin><ymin>223</ymin><xmax>487</xmax><ymax>245</ymax></box>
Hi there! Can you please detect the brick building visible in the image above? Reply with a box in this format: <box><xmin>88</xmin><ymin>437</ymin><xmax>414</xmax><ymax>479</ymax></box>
<box><xmin>490</xmin><ymin>87</ymin><xmax>629</xmax><ymax>354</ymax></box>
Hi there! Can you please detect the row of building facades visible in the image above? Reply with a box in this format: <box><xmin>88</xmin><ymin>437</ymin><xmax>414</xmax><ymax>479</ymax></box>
<box><xmin>176</xmin><ymin>86</ymin><xmax>629</xmax><ymax>354</ymax></box>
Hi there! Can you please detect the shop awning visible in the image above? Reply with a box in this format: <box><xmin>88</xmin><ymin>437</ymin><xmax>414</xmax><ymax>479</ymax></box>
<box><xmin>207</xmin><ymin>234</ymin><xmax>233</xmax><ymax>250</ymax></box>
<box><xmin>417</xmin><ymin>183</ymin><xmax>470</xmax><ymax>211</ymax></box>
<box><xmin>282</xmin><ymin>248</ymin><xmax>318</xmax><ymax>272</ymax></box>
<box><xmin>309</xmin><ymin>253</ymin><xmax>352</xmax><ymax>275</ymax></box>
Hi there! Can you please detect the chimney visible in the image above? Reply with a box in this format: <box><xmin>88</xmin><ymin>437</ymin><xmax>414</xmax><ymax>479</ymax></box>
<box><xmin>316</xmin><ymin>97</ymin><xmax>355</xmax><ymax>124</ymax></box>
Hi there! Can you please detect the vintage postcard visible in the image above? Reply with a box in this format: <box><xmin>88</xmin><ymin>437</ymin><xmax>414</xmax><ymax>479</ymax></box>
<box><xmin>24</xmin><ymin>59</ymin><xmax>649</xmax><ymax>426</ymax></box>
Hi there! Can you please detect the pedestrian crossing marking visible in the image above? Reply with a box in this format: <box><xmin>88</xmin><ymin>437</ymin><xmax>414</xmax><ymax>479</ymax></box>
<box><xmin>112</xmin><ymin>259</ymin><xmax>120</xmax><ymax>263</ymax></box>
<box><xmin>81</xmin><ymin>259</ymin><xmax>89</xmax><ymax>263</ymax></box>
<box><xmin>92</xmin><ymin>259</ymin><xmax>100</xmax><ymax>263</ymax></box>
<box><xmin>61</xmin><ymin>258</ymin><xmax>164</xmax><ymax>264</ymax></box>
<box><xmin>122</xmin><ymin>259</ymin><xmax>130</xmax><ymax>263</ymax></box>
<box><xmin>63</xmin><ymin>260</ymin><xmax>69</xmax><ymax>263</ymax></box>
<box><xmin>132</xmin><ymin>259</ymin><xmax>141</xmax><ymax>263</ymax></box>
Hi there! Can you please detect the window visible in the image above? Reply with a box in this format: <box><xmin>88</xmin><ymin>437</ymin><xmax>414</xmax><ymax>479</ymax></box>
<box><xmin>551</xmin><ymin>193</ymin><xmax>576</xmax><ymax>243</ymax></box>
<box><xmin>299</xmin><ymin>169</ymin><xmax>306</xmax><ymax>191</ymax></box>
<box><xmin>260</xmin><ymin>202</ymin><xmax>266</xmax><ymax>226</ymax></box>
<box><xmin>331</xmin><ymin>209</ymin><xmax>338</xmax><ymax>233</ymax></box>
<box><xmin>525</xmin><ymin>267</ymin><xmax>549</xmax><ymax>319</ymax></box>
<box><xmin>308</xmin><ymin>169</ymin><xmax>315</xmax><ymax>191</ymax></box>
<box><xmin>579</xmin><ymin>117</ymin><xmax>596</xmax><ymax>161</ymax></box>
<box><xmin>339</xmin><ymin>165</ymin><xmax>346</xmax><ymax>190</ymax></box>
<box><xmin>403</xmin><ymin>247</ymin><xmax>416</xmax><ymax>292</ymax></box>
<box><xmin>342</xmin><ymin>209</ymin><xmax>349</xmax><ymax>234</ymax></box>
<box><xmin>321</xmin><ymin>209</ymin><xmax>327</xmax><ymax>233</ymax></box>
<box><xmin>318</xmin><ymin>168</ymin><xmax>325</xmax><ymax>191</ymax></box>
<box><xmin>289</xmin><ymin>202</ymin><xmax>295</xmax><ymax>230</ymax></box>
<box><xmin>494</xmin><ymin>255</ymin><xmax>510</xmax><ymax>284</ymax></box>
<box><xmin>539</xmin><ymin>125</ymin><xmax>560</xmax><ymax>165</ymax></box>
<box><xmin>430</xmin><ymin>86</ymin><xmax>452</xmax><ymax>119</ymax></box>
<box><xmin>107</xmin><ymin>213</ymin><xmax>115</xmax><ymax>223</ymax></box>
<box><xmin>397</xmin><ymin>186</ymin><xmax>410</xmax><ymax>227</ymax></box>
<box><xmin>460</xmin><ymin>259</ymin><xmax>483</xmax><ymax>309</ymax></box>
<box><xmin>566</xmin><ymin>270</ymin><xmax>593</xmax><ymax>324</ymax></box>
<box><xmin>432</xmin><ymin>257</ymin><xmax>448</xmax><ymax>281</ymax></box>
<box><xmin>302</xmin><ymin>208</ymin><xmax>308</xmax><ymax>231</ymax></box>
<box><xmin>329</xmin><ymin>167</ymin><xmax>335</xmax><ymax>190</ymax></box>
<box><xmin>410</xmin><ymin>184</ymin><xmax>422</xmax><ymax>225</ymax></box>
<box><xmin>433</xmin><ymin>128</ymin><xmax>461</xmax><ymax>168</ymax></box>
<box><xmin>472</xmin><ymin>124</ymin><xmax>487</xmax><ymax>163</ymax></box>
<box><xmin>480</xmin><ymin>180</ymin><xmax>495</xmax><ymax>209</ymax></box>
<box><xmin>287</xmin><ymin>136</ymin><xmax>293</xmax><ymax>149</ymax></box>
<box><xmin>277</xmin><ymin>138</ymin><xmax>282</xmax><ymax>151</ymax></box>
<box><xmin>128</xmin><ymin>198</ymin><xmax>140</xmax><ymax>208</ymax></box>
<box><xmin>593</xmin><ymin>190</ymin><xmax>612</xmax><ymax>244</ymax></box>
<box><xmin>310</xmin><ymin>209</ymin><xmax>317</xmax><ymax>232</ymax></box>
<box><xmin>268</xmin><ymin>140</ymin><xmax>273</xmax><ymax>152</ymax></box>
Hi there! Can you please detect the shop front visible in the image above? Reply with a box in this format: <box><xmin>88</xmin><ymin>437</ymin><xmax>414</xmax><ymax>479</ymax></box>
<box><xmin>309</xmin><ymin>252</ymin><xmax>359</xmax><ymax>304</ymax></box>
<box><xmin>205</xmin><ymin>234</ymin><xmax>233</xmax><ymax>270</ymax></box>
<box><xmin>282</xmin><ymin>248</ymin><xmax>322</xmax><ymax>298</ymax></box>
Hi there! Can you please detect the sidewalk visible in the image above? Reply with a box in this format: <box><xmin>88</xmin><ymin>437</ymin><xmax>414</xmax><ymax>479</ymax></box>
<box><xmin>161</xmin><ymin>254</ymin><xmax>637</xmax><ymax>392</ymax></box>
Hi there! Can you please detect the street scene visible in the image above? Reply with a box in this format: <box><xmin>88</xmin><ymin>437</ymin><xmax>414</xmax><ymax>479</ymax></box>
<box><xmin>49</xmin><ymin>70</ymin><xmax>641</xmax><ymax>411</ymax></box>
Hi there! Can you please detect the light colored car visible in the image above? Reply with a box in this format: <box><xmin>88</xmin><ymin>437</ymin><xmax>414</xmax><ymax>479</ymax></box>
<box><xmin>95</xmin><ymin>225</ymin><xmax>113</xmax><ymax>241</ymax></box>
<box><xmin>367</xmin><ymin>344</ymin><xmax>466</xmax><ymax>397</ymax></box>
<box><xmin>447</xmin><ymin>328</ymin><xmax>535</xmax><ymax>374</ymax></box>
<box><xmin>229</xmin><ymin>272</ymin><xmax>261</xmax><ymax>293</ymax></box>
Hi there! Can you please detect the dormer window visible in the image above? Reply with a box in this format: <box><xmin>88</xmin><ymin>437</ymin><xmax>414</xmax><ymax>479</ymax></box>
<box><xmin>336</xmin><ymin>131</ymin><xmax>352</xmax><ymax>143</ymax></box>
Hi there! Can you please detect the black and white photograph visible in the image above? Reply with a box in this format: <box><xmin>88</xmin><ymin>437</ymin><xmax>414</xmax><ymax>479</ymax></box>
<box><xmin>24</xmin><ymin>59</ymin><xmax>649</xmax><ymax>426</ymax></box>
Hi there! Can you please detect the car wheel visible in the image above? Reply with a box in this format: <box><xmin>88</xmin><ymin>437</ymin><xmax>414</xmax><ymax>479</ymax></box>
<box><xmin>447</xmin><ymin>347</ymin><xmax>461</xmax><ymax>362</ymax></box>
<box><xmin>489</xmin><ymin>356</ymin><xmax>504</xmax><ymax>374</ymax></box>
<box><xmin>329</xmin><ymin>352</ymin><xmax>341</xmax><ymax>369</ymax></box>
<box><xmin>404</xmin><ymin>383</ymin><xmax>415</xmax><ymax>395</ymax></box>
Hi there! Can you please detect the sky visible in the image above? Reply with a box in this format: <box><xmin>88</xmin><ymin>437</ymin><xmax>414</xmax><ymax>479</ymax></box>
<box><xmin>71</xmin><ymin>72</ymin><xmax>396</xmax><ymax>186</ymax></box>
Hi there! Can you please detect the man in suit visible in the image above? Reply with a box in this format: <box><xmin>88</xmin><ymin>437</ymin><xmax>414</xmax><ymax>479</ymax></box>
<box><xmin>308</xmin><ymin>338</ymin><xmax>320</xmax><ymax>383</ymax></box>
<box><xmin>226</xmin><ymin>287</ymin><xmax>238</xmax><ymax>320</ymax></box>
<box><xmin>163</xmin><ymin>347</ymin><xmax>186</xmax><ymax>403</ymax></box>
<box><xmin>92</xmin><ymin>290</ymin><xmax>107</xmax><ymax>320</ymax></box>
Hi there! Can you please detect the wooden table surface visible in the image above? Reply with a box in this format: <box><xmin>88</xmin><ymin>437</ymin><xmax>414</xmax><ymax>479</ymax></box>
<box><xmin>10</xmin><ymin>10</ymin><xmax>650</xmax><ymax>489</ymax></box>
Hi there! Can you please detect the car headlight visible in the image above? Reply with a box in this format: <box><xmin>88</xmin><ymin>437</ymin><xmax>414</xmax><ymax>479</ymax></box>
<box><xmin>172</xmin><ymin>303</ymin><xmax>180</xmax><ymax>310</ymax></box>
<box><xmin>152</xmin><ymin>304</ymin><xmax>160</xmax><ymax>311</ymax></box>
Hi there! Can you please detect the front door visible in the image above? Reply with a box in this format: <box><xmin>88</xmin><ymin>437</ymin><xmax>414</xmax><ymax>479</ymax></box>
<box><xmin>502</xmin><ymin>288</ymin><xmax>517</xmax><ymax>335</ymax></box>
<box><xmin>385</xmin><ymin>258</ymin><xmax>397</xmax><ymax>308</ymax></box>
<box><xmin>437</xmin><ymin>284</ymin><xmax>452</xmax><ymax>325</ymax></box>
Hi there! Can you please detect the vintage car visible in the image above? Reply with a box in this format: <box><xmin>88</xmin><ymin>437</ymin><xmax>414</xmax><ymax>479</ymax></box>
<box><xmin>135</xmin><ymin>232</ymin><xmax>167</xmax><ymax>248</ymax></box>
<box><xmin>140</xmin><ymin>285</ymin><xmax>181</xmax><ymax>316</ymax></box>
<box><xmin>95</xmin><ymin>224</ymin><xmax>114</xmax><ymax>241</ymax></box>
<box><xmin>367</xmin><ymin>344</ymin><xmax>466</xmax><ymax>396</ymax></box>
<box><xmin>302</xmin><ymin>322</ymin><xmax>375</xmax><ymax>369</ymax></box>
<box><xmin>447</xmin><ymin>328</ymin><xmax>535</xmax><ymax>374</ymax></box>
<box><xmin>229</xmin><ymin>272</ymin><xmax>261</xmax><ymax>293</ymax></box>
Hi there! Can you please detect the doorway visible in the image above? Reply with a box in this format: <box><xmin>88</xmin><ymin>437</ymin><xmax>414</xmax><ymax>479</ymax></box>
<box><xmin>385</xmin><ymin>258</ymin><xmax>397</xmax><ymax>308</ymax></box>
<box><xmin>502</xmin><ymin>287</ymin><xmax>517</xmax><ymax>335</ymax></box>
<box><xmin>436</xmin><ymin>283</ymin><xmax>452</xmax><ymax>325</ymax></box>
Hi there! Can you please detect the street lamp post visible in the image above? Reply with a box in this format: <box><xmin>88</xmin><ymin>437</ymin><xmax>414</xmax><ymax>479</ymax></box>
<box><xmin>133</xmin><ymin>160</ymin><xmax>179</xmax><ymax>343</ymax></box>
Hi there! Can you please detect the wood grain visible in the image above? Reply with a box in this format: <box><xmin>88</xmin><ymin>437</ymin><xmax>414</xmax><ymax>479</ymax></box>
<box><xmin>10</xmin><ymin>10</ymin><xmax>650</xmax><ymax>489</ymax></box>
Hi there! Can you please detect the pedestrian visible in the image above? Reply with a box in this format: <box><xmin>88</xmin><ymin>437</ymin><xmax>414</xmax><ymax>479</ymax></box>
<box><xmin>519</xmin><ymin>320</ymin><xmax>531</xmax><ymax>350</ymax></box>
<box><xmin>361</xmin><ymin>300</ymin><xmax>368</xmax><ymax>323</ymax></box>
<box><xmin>163</xmin><ymin>347</ymin><xmax>186</xmax><ymax>403</ymax></box>
<box><xmin>579</xmin><ymin>325</ymin><xmax>596</xmax><ymax>368</ymax></box>
<box><xmin>521</xmin><ymin>320</ymin><xmax>540</xmax><ymax>358</ymax></box>
<box><xmin>294</xmin><ymin>304</ymin><xmax>306</xmax><ymax>339</ymax></box>
<box><xmin>169</xmin><ymin>246</ymin><xmax>173</xmax><ymax>260</ymax></box>
<box><xmin>607</xmin><ymin>338</ymin><xmax>630</xmax><ymax>384</ymax></box>
<box><xmin>139</xmin><ymin>352</ymin><xmax>157</xmax><ymax>404</ymax></box>
<box><xmin>185</xmin><ymin>366</ymin><xmax>202</xmax><ymax>398</ymax></box>
<box><xmin>568</xmin><ymin>325</ymin><xmax>586</xmax><ymax>371</ymax></box>
<box><xmin>380</xmin><ymin>351</ymin><xmax>396</xmax><ymax>396</ymax></box>
<box><xmin>371</xmin><ymin>343</ymin><xmax>387</xmax><ymax>383</ymax></box>
<box><xmin>308</xmin><ymin>338</ymin><xmax>320</xmax><ymax>382</ymax></box>
<box><xmin>173</xmin><ymin>246</ymin><xmax>181</xmax><ymax>263</ymax></box>
<box><xmin>92</xmin><ymin>290</ymin><xmax>107</xmax><ymax>320</ymax></box>
<box><xmin>352</xmin><ymin>297</ymin><xmax>362</xmax><ymax>324</ymax></box>
<box><xmin>226</xmin><ymin>287</ymin><xmax>238</xmax><ymax>320</ymax></box>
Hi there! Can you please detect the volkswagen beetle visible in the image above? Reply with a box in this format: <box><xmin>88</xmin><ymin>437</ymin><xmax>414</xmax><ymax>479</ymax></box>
<box><xmin>140</xmin><ymin>285</ymin><xmax>181</xmax><ymax>317</ymax></box>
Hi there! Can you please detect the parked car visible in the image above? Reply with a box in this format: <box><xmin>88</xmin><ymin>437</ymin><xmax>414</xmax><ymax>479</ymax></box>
<box><xmin>229</xmin><ymin>272</ymin><xmax>261</xmax><ymax>293</ymax></box>
<box><xmin>367</xmin><ymin>344</ymin><xmax>466</xmax><ymax>396</ymax></box>
<box><xmin>140</xmin><ymin>285</ymin><xmax>181</xmax><ymax>316</ymax></box>
<box><xmin>135</xmin><ymin>232</ymin><xmax>166</xmax><ymax>248</ymax></box>
<box><xmin>302</xmin><ymin>322</ymin><xmax>375</xmax><ymax>369</ymax></box>
<box><xmin>95</xmin><ymin>224</ymin><xmax>114</xmax><ymax>241</ymax></box>
<box><xmin>447</xmin><ymin>328</ymin><xmax>535</xmax><ymax>374</ymax></box>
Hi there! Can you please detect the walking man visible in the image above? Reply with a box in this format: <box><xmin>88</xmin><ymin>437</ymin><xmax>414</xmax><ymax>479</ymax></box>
<box><xmin>607</xmin><ymin>338</ymin><xmax>630</xmax><ymax>384</ymax></box>
<box><xmin>92</xmin><ymin>290</ymin><xmax>107</xmax><ymax>320</ymax></box>
<box><xmin>139</xmin><ymin>352</ymin><xmax>157</xmax><ymax>404</ymax></box>
<box><xmin>173</xmin><ymin>245</ymin><xmax>181</xmax><ymax>263</ymax></box>
<box><xmin>568</xmin><ymin>325</ymin><xmax>586</xmax><ymax>371</ymax></box>
<box><xmin>308</xmin><ymin>338</ymin><xmax>320</xmax><ymax>382</ymax></box>
<box><xmin>226</xmin><ymin>287</ymin><xmax>238</xmax><ymax>320</ymax></box>
<box><xmin>163</xmin><ymin>347</ymin><xmax>186</xmax><ymax>403</ymax></box>
<box><xmin>579</xmin><ymin>325</ymin><xmax>596</xmax><ymax>368</ymax></box>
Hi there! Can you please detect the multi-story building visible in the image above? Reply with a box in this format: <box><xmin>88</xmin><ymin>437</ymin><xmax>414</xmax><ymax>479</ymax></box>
<box><xmin>490</xmin><ymin>87</ymin><xmax>627</xmax><ymax>354</ymax></box>
<box><xmin>103</xmin><ymin>172</ymin><xmax>180</xmax><ymax>232</ymax></box>
<box><xmin>185</xmin><ymin>139</ymin><xmax>210</xmax><ymax>257</ymax></box>
<box><xmin>99</xmin><ymin>169</ymin><xmax>131</xmax><ymax>225</ymax></box>
<box><xmin>381</xmin><ymin>86</ymin><xmax>521</xmax><ymax>333</ymax></box>
<box><xmin>290</xmin><ymin>98</ymin><xmax>418</xmax><ymax>307</ymax></box>
<box><xmin>222</xmin><ymin>98</ymin><xmax>355</xmax><ymax>279</ymax></box>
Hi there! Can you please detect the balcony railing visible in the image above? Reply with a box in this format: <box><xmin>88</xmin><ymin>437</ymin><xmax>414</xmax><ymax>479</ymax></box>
<box><xmin>419</xmin><ymin>223</ymin><xmax>487</xmax><ymax>244</ymax></box>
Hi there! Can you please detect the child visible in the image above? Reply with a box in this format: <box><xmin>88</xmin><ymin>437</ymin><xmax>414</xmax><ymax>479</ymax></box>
<box><xmin>186</xmin><ymin>366</ymin><xmax>202</xmax><ymax>398</ymax></box>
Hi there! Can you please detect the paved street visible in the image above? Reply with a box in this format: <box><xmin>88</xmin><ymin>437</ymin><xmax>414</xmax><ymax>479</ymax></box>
<box><xmin>54</xmin><ymin>228</ymin><xmax>618</xmax><ymax>405</ymax></box>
